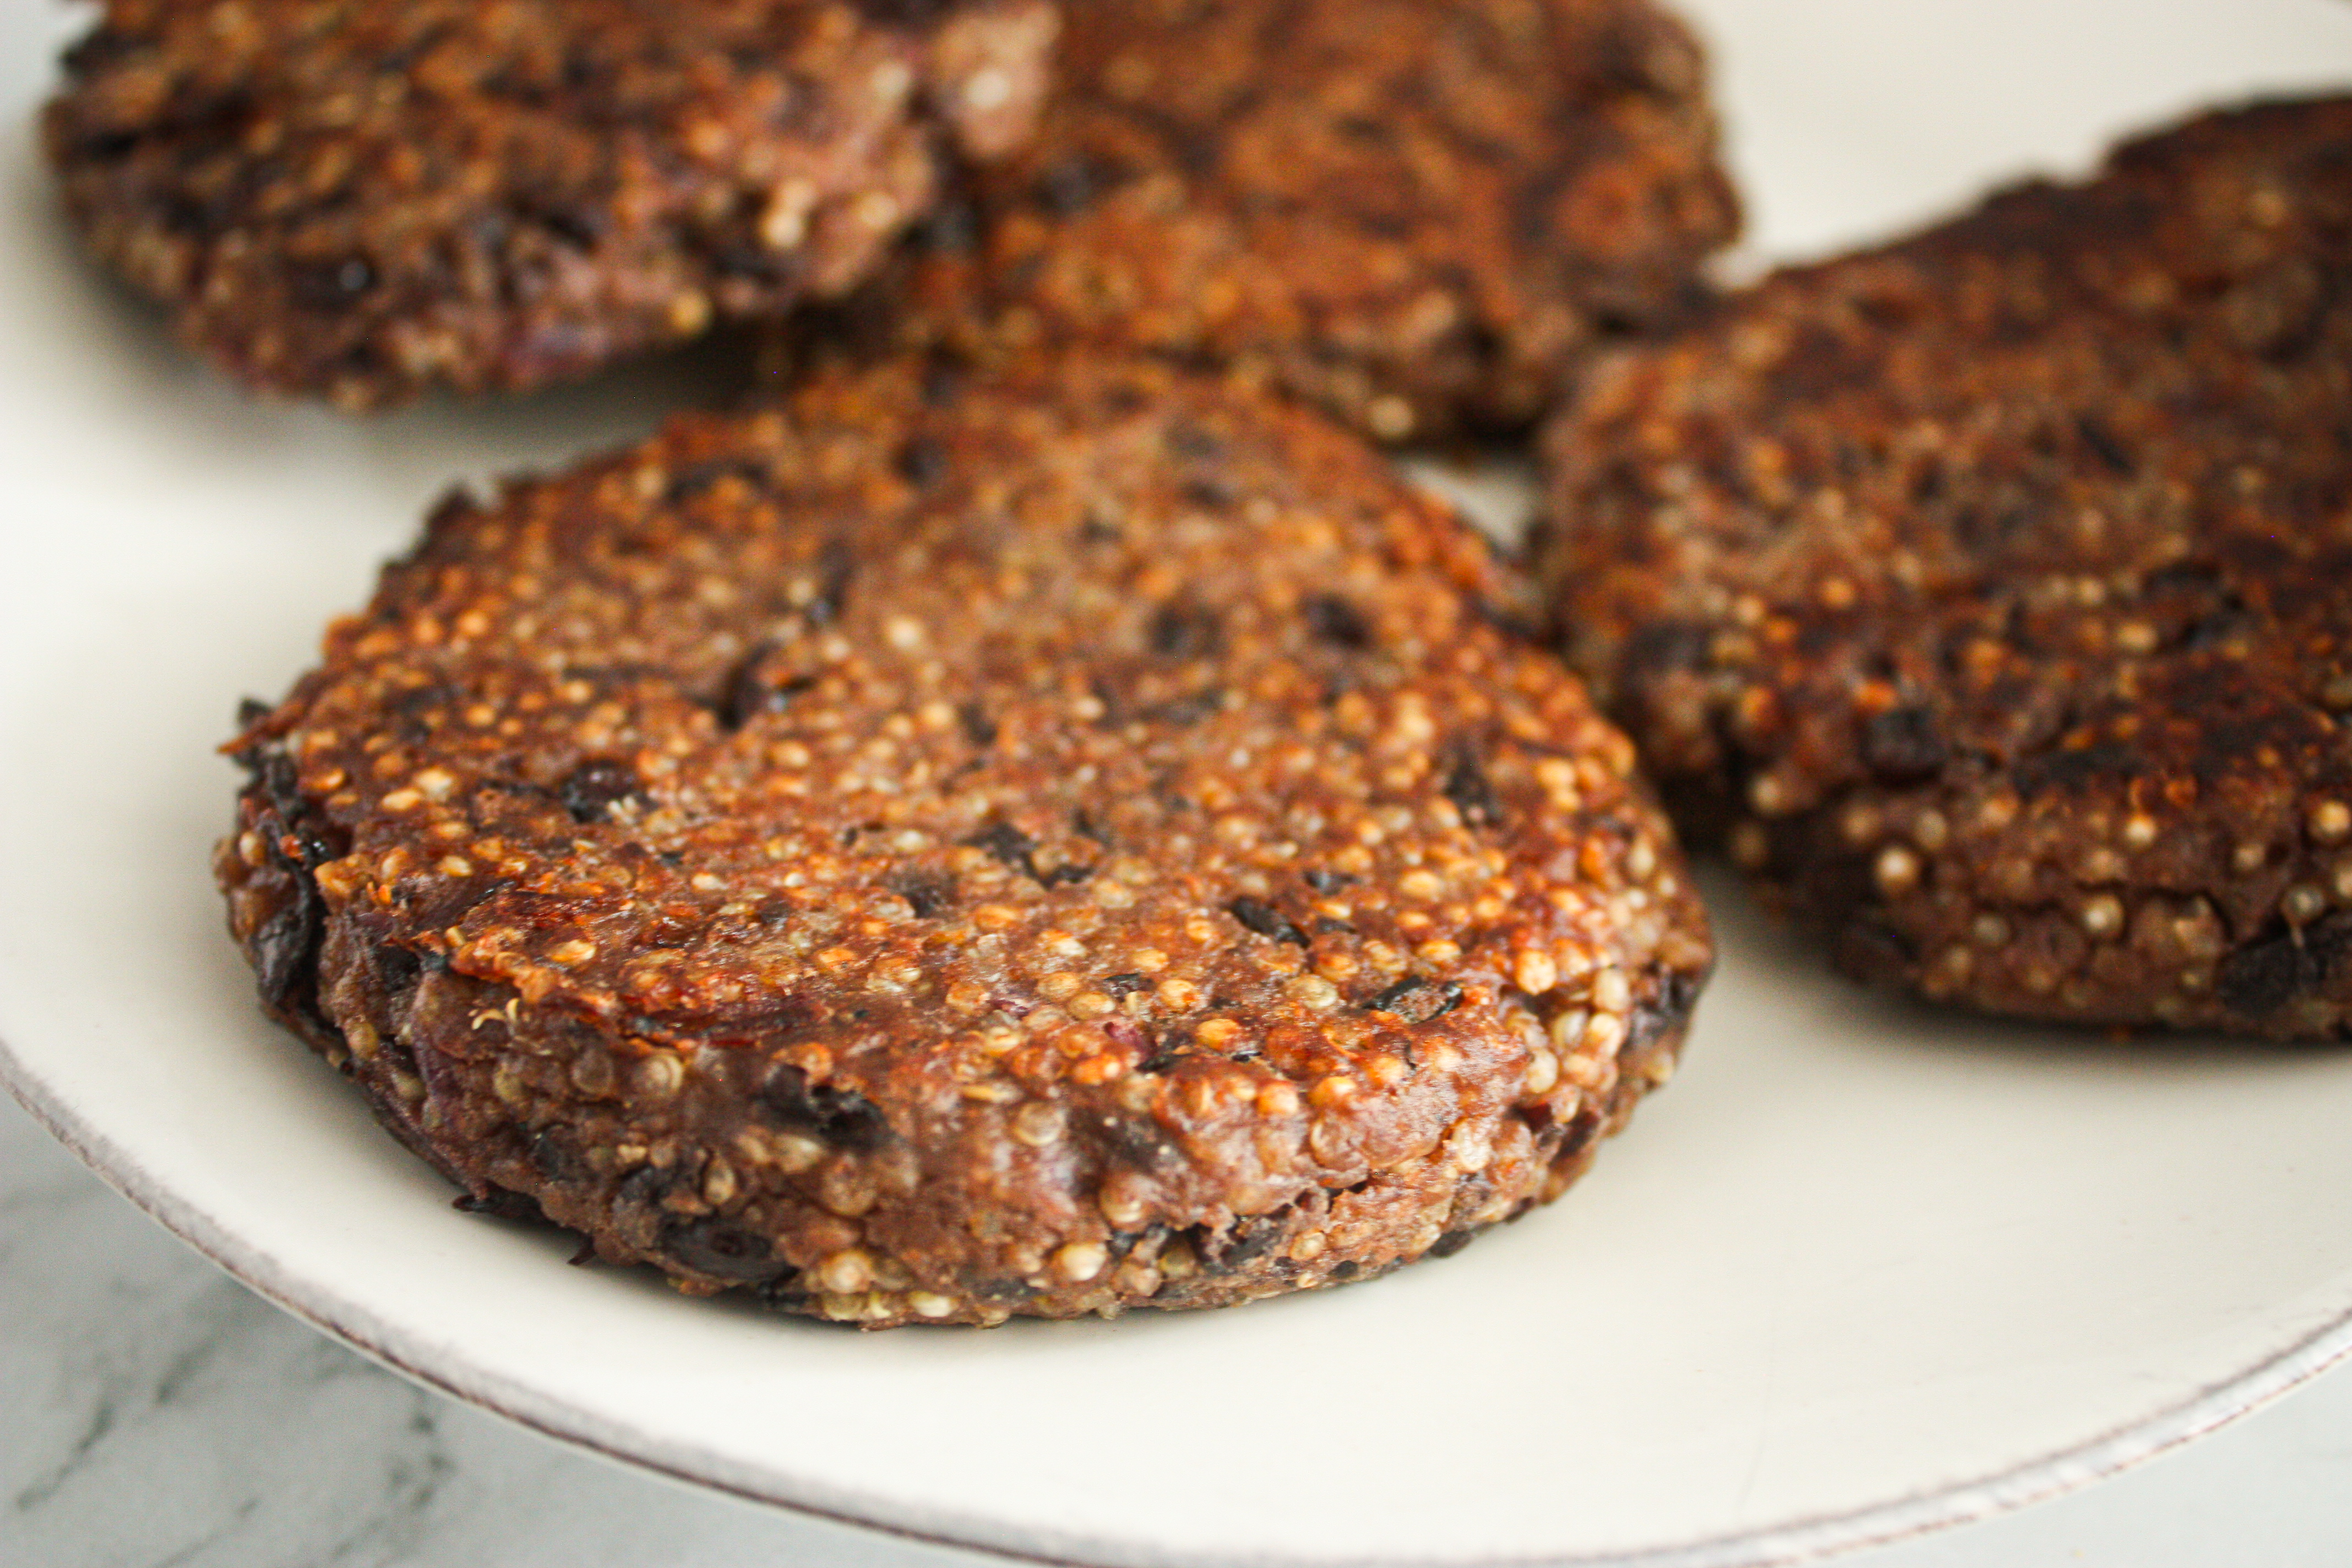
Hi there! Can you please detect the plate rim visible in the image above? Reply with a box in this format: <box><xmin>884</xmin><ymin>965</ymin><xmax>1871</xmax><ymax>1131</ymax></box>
<box><xmin>10</xmin><ymin>1021</ymin><xmax>2352</xmax><ymax>1568</ymax></box>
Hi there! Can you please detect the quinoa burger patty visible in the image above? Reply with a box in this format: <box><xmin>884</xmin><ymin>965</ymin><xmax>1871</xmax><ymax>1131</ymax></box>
<box><xmin>217</xmin><ymin>351</ymin><xmax>1712</xmax><ymax>1326</ymax></box>
<box><xmin>46</xmin><ymin>0</ymin><xmax>1057</xmax><ymax>409</ymax></box>
<box><xmin>1535</xmin><ymin>97</ymin><xmax>2352</xmax><ymax>1038</ymax></box>
<box><xmin>771</xmin><ymin>0</ymin><xmax>1739</xmax><ymax>443</ymax></box>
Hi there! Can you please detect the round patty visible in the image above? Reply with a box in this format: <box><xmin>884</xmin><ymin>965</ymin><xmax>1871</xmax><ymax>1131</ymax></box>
<box><xmin>45</xmin><ymin>0</ymin><xmax>1057</xmax><ymax>409</ymax></box>
<box><xmin>767</xmin><ymin>0</ymin><xmax>1738</xmax><ymax>443</ymax></box>
<box><xmin>216</xmin><ymin>351</ymin><xmax>1712</xmax><ymax>1327</ymax></box>
<box><xmin>1534</xmin><ymin>96</ymin><xmax>2352</xmax><ymax>1038</ymax></box>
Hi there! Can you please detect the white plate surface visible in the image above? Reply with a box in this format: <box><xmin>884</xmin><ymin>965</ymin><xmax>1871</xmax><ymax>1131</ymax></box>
<box><xmin>5</xmin><ymin>2</ymin><xmax>2352</xmax><ymax>1565</ymax></box>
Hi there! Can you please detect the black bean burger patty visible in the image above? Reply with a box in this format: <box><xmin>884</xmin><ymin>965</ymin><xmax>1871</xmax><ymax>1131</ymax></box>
<box><xmin>219</xmin><ymin>349</ymin><xmax>1712</xmax><ymax>1326</ymax></box>
<box><xmin>1536</xmin><ymin>96</ymin><xmax>2352</xmax><ymax>1038</ymax></box>
<box><xmin>46</xmin><ymin>0</ymin><xmax>1057</xmax><ymax>408</ymax></box>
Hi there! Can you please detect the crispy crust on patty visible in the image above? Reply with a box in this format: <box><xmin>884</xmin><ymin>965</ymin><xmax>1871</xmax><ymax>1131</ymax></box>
<box><xmin>216</xmin><ymin>352</ymin><xmax>1711</xmax><ymax>1326</ymax></box>
<box><xmin>766</xmin><ymin>0</ymin><xmax>1738</xmax><ymax>441</ymax></box>
<box><xmin>1534</xmin><ymin>96</ymin><xmax>2352</xmax><ymax>1037</ymax></box>
<box><xmin>45</xmin><ymin>0</ymin><xmax>1056</xmax><ymax>409</ymax></box>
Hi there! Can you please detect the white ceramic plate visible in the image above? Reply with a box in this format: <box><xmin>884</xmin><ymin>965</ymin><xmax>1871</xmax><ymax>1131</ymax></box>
<box><xmin>6</xmin><ymin>2</ymin><xmax>2352</xmax><ymax>1565</ymax></box>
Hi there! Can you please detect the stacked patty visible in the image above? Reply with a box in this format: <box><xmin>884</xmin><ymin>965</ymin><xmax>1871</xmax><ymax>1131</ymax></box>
<box><xmin>1536</xmin><ymin>97</ymin><xmax>2352</xmax><ymax>1037</ymax></box>
<box><xmin>770</xmin><ymin>0</ymin><xmax>1740</xmax><ymax>441</ymax></box>
<box><xmin>45</xmin><ymin>0</ymin><xmax>1057</xmax><ymax>407</ymax></box>
<box><xmin>217</xmin><ymin>354</ymin><xmax>1712</xmax><ymax>1325</ymax></box>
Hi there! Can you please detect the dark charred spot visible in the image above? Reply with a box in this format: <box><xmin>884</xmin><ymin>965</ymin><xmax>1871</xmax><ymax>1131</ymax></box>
<box><xmin>1099</xmin><ymin>972</ymin><xmax>1151</xmax><ymax>997</ymax></box>
<box><xmin>1222</xmin><ymin>1217</ymin><xmax>1282</xmax><ymax>1266</ymax></box>
<box><xmin>1303</xmin><ymin>594</ymin><xmax>1372</xmax><ymax>649</ymax></box>
<box><xmin>914</xmin><ymin>195</ymin><xmax>979</xmax><ymax>253</ymax></box>
<box><xmin>1037</xmin><ymin>151</ymin><xmax>1120</xmax><ymax>216</ymax></box>
<box><xmin>528</xmin><ymin>1129</ymin><xmax>584</xmax><ymax>1182</ymax></box>
<box><xmin>847</xmin><ymin>0</ymin><xmax>951</xmax><ymax>26</ymax></box>
<box><xmin>1168</xmin><ymin>128</ymin><xmax>1222</xmax><ymax>178</ymax></box>
<box><xmin>2182</xmin><ymin>595</ymin><xmax>2259</xmax><ymax>652</ymax></box>
<box><xmin>236</xmin><ymin>695</ymin><xmax>273</xmax><ymax>729</ymax></box>
<box><xmin>665</xmin><ymin>456</ymin><xmax>766</xmax><ymax>504</ymax></box>
<box><xmin>1303</xmin><ymin>869</ymin><xmax>1358</xmax><ymax>893</ymax></box>
<box><xmin>966</xmin><ymin>820</ymin><xmax>1036</xmax><ymax>872</ymax></box>
<box><xmin>1554</xmin><ymin>1113</ymin><xmax>1604</xmax><ymax>1164</ymax></box>
<box><xmin>1141</xmin><ymin>688</ymin><xmax>1224</xmax><ymax>726</ymax></box>
<box><xmin>1072</xmin><ymin>808</ymin><xmax>1112</xmax><ymax>846</ymax></box>
<box><xmin>1626</xmin><ymin>968</ymin><xmax>1703</xmax><ymax>1057</ymax></box>
<box><xmin>1442</xmin><ymin>743</ymin><xmax>1501</xmax><ymax>827</ymax></box>
<box><xmin>662</xmin><ymin>1216</ymin><xmax>791</xmax><ymax>1283</ymax></box>
<box><xmin>805</xmin><ymin>539</ymin><xmax>857</xmax><ymax>627</ymax></box>
<box><xmin>1183</xmin><ymin>475</ymin><xmax>1239</xmax><ymax>508</ymax></box>
<box><xmin>61</xmin><ymin>25</ymin><xmax>141</xmax><ymax>78</ymax></box>
<box><xmin>1228</xmin><ymin>897</ymin><xmax>1309</xmax><ymax>946</ymax></box>
<box><xmin>241</xmin><ymin>760</ymin><xmax>345</xmax><ymax>1026</ymax></box>
<box><xmin>2012</xmin><ymin>738</ymin><xmax>2138</xmax><ymax>797</ymax></box>
<box><xmin>895</xmin><ymin>437</ymin><xmax>947</xmax><ymax>487</ymax></box>
<box><xmin>758</xmin><ymin>1063</ymin><xmax>892</xmax><ymax>1152</ymax></box>
<box><xmin>755</xmin><ymin>1272</ymin><xmax>814</xmax><ymax>1311</ymax></box>
<box><xmin>1148</xmin><ymin>602</ymin><xmax>1222</xmax><ymax>660</ymax></box>
<box><xmin>886</xmin><ymin>872</ymin><xmax>955</xmax><ymax>919</ymax></box>
<box><xmin>1861</xmin><ymin>705</ymin><xmax>1947</xmax><ymax>783</ymax></box>
<box><xmin>1426</xmin><ymin>1228</ymin><xmax>1479</xmax><ymax>1259</ymax></box>
<box><xmin>371</xmin><ymin>941</ymin><xmax>426</xmax><ymax>997</ymax></box>
<box><xmin>1831</xmin><ymin>918</ymin><xmax>1918</xmax><ymax>987</ymax></box>
<box><xmin>1363</xmin><ymin>977</ymin><xmax>1464</xmax><ymax>1024</ymax></box>
<box><xmin>721</xmin><ymin>652</ymin><xmax>816</xmax><ymax>729</ymax></box>
<box><xmin>617</xmin><ymin>1163</ymin><xmax>676</xmax><ymax>1211</ymax></box>
<box><xmin>961</xmin><ymin>821</ymin><xmax>1093</xmax><ymax>886</ymax></box>
<box><xmin>453</xmin><ymin>1185</ymin><xmax>543</xmax><ymax>1221</ymax></box>
<box><xmin>957</xmin><ymin>701</ymin><xmax>997</xmax><ymax>747</ymax></box>
<box><xmin>526</xmin><ymin>199</ymin><xmax>608</xmax><ymax>251</ymax></box>
<box><xmin>921</xmin><ymin>360</ymin><xmax>962</xmax><ymax>408</ymax></box>
<box><xmin>1164</xmin><ymin>422</ymin><xmax>1226</xmax><ymax>461</ymax></box>
<box><xmin>556</xmin><ymin>758</ymin><xmax>649</xmax><ymax>824</ymax></box>
<box><xmin>1622</xmin><ymin>618</ymin><xmax>1716</xmax><ymax>677</ymax></box>
<box><xmin>68</xmin><ymin>126</ymin><xmax>144</xmax><ymax>162</ymax></box>
<box><xmin>2218</xmin><ymin>914</ymin><xmax>2352</xmax><ymax>1018</ymax></box>
<box><xmin>288</xmin><ymin>255</ymin><xmax>375</xmax><ymax>310</ymax></box>
<box><xmin>1076</xmin><ymin>1107</ymin><xmax>1183</xmax><ymax>1172</ymax></box>
<box><xmin>2074</xmin><ymin>414</ymin><xmax>2136</xmax><ymax>476</ymax></box>
<box><xmin>1184</xmin><ymin>1214</ymin><xmax>1283</xmax><ymax>1275</ymax></box>
<box><xmin>251</xmin><ymin>874</ymin><xmax>325</xmax><ymax>1017</ymax></box>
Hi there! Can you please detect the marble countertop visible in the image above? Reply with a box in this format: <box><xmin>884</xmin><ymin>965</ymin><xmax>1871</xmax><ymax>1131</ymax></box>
<box><xmin>6</xmin><ymin>1095</ymin><xmax>2351</xmax><ymax>1568</ymax></box>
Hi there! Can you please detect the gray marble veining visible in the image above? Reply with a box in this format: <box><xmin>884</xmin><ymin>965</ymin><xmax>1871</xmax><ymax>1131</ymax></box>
<box><xmin>5</xmin><ymin>1096</ymin><xmax>2352</xmax><ymax>1567</ymax></box>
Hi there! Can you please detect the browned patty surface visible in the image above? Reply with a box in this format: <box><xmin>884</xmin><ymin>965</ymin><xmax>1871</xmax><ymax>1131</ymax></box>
<box><xmin>46</xmin><ymin>0</ymin><xmax>1056</xmax><ymax>409</ymax></box>
<box><xmin>1535</xmin><ymin>96</ymin><xmax>2352</xmax><ymax>1038</ymax></box>
<box><xmin>216</xmin><ymin>352</ymin><xmax>1712</xmax><ymax>1326</ymax></box>
<box><xmin>767</xmin><ymin>0</ymin><xmax>1738</xmax><ymax>442</ymax></box>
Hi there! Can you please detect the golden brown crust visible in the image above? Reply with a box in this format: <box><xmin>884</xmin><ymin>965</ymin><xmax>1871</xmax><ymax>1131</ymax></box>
<box><xmin>1534</xmin><ymin>96</ymin><xmax>2352</xmax><ymax>1037</ymax></box>
<box><xmin>765</xmin><ymin>0</ymin><xmax>1739</xmax><ymax>441</ymax></box>
<box><xmin>217</xmin><ymin>351</ymin><xmax>1709</xmax><ymax>1325</ymax></box>
<box><xmin>45</xmin><ymin>0</ymin><xmax>1057</xmax><ymax>408</ymax></box>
